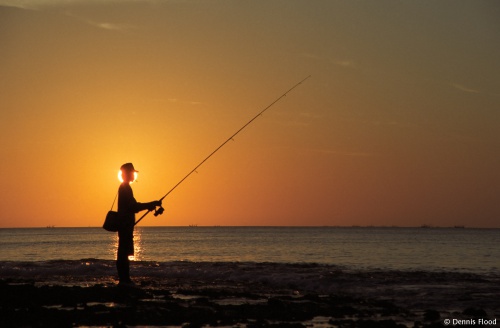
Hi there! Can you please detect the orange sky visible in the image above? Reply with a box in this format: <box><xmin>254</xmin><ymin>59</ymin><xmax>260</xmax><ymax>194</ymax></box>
<box><xmin>1</xmin><ymin>1</ymin><xmax>499</xmax><ymax>228</ymax></box>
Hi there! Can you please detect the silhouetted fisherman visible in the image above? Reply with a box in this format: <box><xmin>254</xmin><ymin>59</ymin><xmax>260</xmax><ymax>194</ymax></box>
<box><xmin>117</xmin><ymin>163</ymin><xmax>161</xmax><ymax>286</ymax></box>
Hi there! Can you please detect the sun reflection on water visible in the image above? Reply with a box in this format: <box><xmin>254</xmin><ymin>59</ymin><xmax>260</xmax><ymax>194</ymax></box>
<box><xmin>110</xmin><ymin>233</ymin><xmax>117</xmax><ymax>259</ymax></box>
<box><xmin>130</xmin><ymin>228</ymin><xmax>143</xmax><ymax>261</ymax></box>
<box><xmin>109</xmin><ymin>228</ymin><xmax>143</xmax><ymax>261</ymax></box>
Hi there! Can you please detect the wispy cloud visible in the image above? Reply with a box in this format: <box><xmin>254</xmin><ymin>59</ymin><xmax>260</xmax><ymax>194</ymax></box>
<box><xmin>0</xmin><ymin>1</ymin><xmax>36</xmax><ymax>9</ymax></box>
<box><xmin>0</xmin><ymin>0</ymin><xmax>159</xmax><ymax>9</ymax></box>
<box><xmin>332</xmin><ymin>59</ymin><xmax>356</xmax><ymax>68</ymax></box>
<box><xmin>368</xmin><ymin>120</ymin><xmax>402</xmax><ymax>127</ymax></box>
<box><xmin>84</xmin><ymin>20</ymin><xmax>132</xmax><ymax>31</ymax></box>
<box><xmin>0</xmin><ymin>2</ymin><xmax>139</xmax><ymax>32</ymax></box>
<box><xmin>167</xmin><ymin>98</ymin><xmax>203</xmax><ymax>106</ymax></box>
<box><xmin>451</xmin><ymin>83</ymin><xmax>480</xmax><ymax>94</ymax></box>
<box><xmin>308</xmin><ymin>149</ymin><xmax>373</xmax><ymax>157</ymax></box>
<box><xmin>60</xmin><ymin>10</ymin><xmax>135</xmax><ymax>32</ymax></box>
<box><xmin>273</xmin><ymin>111</ymin><xmax>322</xmax><ymax>128</ymax></box>
<box><xmin>297</xmin><ymin>53</ymin><xmax>322</xmax><ymax>60</ymax></box>
<box><xmin>297</xmin><ymin>53</ymin><xmax>356</xmax><ymax>69</ymax></box>
<box><xmin>345</xmin><ymin>151</ymin><xmax>372</xmax><ymax>157</ymax></box>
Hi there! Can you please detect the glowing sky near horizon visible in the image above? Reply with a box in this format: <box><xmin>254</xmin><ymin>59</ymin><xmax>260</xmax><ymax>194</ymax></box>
<box><xmin>1</xmin><ymin>0</ymin><xmax>499</xmax><ymax>228</ymax></box>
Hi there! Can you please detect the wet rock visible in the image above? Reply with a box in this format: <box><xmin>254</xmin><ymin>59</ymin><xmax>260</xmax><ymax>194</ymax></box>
<box><xmin>463</xmin><ymin>307</ymin><xmax>487</xmax><ymax>317</ymax></box>
<box><xmin>1</xmin><ymin>273</ymin><xmax>499</xmax><ymax>328</ymax></box>
<box><xmin>424</xmin><ymin>309</ymin><xmax>440</xmax><ymax>321</ymax></box>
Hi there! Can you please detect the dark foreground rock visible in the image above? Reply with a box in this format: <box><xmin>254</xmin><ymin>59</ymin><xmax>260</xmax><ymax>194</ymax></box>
<box><xmin>0</xmin><ymin>280</ymin><xmax>406</xmax><ymax>327</ymax></box>
<box><xmin>1</xmin><ymin>265</ymin><xmax>499</xmax><ymax>327</ymax></box>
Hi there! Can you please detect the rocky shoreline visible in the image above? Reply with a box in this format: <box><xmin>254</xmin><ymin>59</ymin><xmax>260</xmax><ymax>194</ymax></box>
<box><xmin>1</xmin><ymin>267</ymin><xmax>499</xmax><ymax>327</ymax></box>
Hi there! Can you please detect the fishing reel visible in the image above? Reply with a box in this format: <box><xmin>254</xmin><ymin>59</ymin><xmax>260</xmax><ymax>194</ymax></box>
<box><xmin>154</xmin><ymin>206</ymin><xmax>165</xmax><ymax>217</ymax></box>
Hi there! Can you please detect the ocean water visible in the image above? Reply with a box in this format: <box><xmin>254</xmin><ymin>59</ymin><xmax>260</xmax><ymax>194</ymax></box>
<box><xmin>0</xmin><ymin>226</ymin><xmax>498</xmax><ymax>274</ymax></box>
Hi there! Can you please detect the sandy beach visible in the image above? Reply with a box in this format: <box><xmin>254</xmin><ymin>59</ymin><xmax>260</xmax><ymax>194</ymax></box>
<box><xmin>1</xmin><ymin>262</ymin><xmax>499</xmax><ymax>327</ymax></box>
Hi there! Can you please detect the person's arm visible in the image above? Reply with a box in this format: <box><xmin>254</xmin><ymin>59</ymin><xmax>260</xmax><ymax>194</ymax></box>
<box><xmin>134</xmin><ymin>200</ymin><xmax>161</xmax><ymax>213</ymax></box>
<box><xmin>119</xmin><ymin>183</ymin><xmax>161</xmax><ymax>213</ymax></box>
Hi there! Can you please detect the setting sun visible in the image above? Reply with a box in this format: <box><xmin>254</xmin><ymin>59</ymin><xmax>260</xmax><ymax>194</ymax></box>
<box><xmin>118</xmin><ymin>170</ymin><xmax>138</xmax><ymax>183</ymax></box>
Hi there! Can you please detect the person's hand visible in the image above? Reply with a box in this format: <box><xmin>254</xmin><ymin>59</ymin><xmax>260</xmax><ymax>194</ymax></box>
<box><xmin>148</xmin><ymin>200</ymin><xmax>162</xmax><ymax>211</ymax></box>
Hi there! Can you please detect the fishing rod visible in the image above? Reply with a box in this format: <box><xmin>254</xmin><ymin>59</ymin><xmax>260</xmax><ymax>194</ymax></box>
<box><xmin>135</xmin><ymin>75</ymin><xmax>311</xmax><ymax>226</ymax></box>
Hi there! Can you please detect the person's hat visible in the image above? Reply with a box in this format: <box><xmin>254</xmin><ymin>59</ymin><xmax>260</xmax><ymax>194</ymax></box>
<box><xmin>120</xmin><ymin>163</ymin><xmax>138</xmax><ymax>172</ymax></box>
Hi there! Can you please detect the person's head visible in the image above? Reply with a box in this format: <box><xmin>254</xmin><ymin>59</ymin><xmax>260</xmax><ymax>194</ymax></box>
<box><xmin>120</xmin><ymin>163</ymin><xmax>138</xmax><ymax>183</ymax></box>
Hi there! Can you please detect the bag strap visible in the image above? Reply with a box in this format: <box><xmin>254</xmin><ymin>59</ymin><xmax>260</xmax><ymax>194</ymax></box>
<box><xmin>110</xmin><ymin>191</ymin><xmax>118</xmax><ymax>211</ymax></box>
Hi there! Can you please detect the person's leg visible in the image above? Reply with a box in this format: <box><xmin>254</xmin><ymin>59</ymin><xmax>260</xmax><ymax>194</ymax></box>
<box><xmin>116</xmin><ymin>249</ymin><xmax>130</xmax><ymax>283</ymax></box>
<box><xmin>117</xmin><ymin>230</ymin><xmax>132</xmax><ymax>283</ymax></box>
